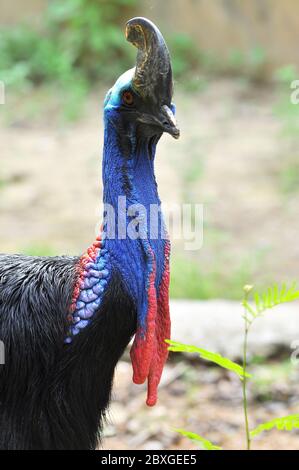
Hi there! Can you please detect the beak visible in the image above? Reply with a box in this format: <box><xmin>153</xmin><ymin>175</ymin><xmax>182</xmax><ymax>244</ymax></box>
<box><xmin>126</xmin><ymin>17</ymin><xmax>180</xmax><ymax>139</ymax></box>
<box><xmin>161</xmin><ymin>104</ymin><xmax>180</xmax><ymax>139</ymax></box>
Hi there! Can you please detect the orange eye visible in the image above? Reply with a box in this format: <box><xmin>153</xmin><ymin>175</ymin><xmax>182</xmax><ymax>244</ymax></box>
<box><xmin>122</xmin><ymin>90</ymin><xmax>134</xmax><ymax>106</ymax></box>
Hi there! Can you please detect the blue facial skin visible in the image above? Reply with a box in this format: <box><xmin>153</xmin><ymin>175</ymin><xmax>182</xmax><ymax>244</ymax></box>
<box><xmin>66</xmin><ymin>68</ymin><xmax>176</xmax><ymax>341</ymax></box>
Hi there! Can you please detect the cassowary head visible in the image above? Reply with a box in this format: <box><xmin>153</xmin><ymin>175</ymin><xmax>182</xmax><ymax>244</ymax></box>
<box><xmin>104</xmin><ymin>17</ymin><xmax>180</xmax><ymax>143</ymax></box>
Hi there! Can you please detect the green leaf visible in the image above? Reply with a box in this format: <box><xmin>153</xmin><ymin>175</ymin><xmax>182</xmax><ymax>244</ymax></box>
<box><xmin>250</xmin><ymin>414</ymin><xmax>299</xmax><ymax>438</ymax></box>
<box><xmin>245</xmin><ymin>282</ymin><xmax>299</xmax><ymax>320</ymax></box>
<box><xmin>242</xmin><ymin>300</ymin><xmax>257</xmax><ymax>319</ymax></box>
<box><xmin>254</xmin><ymin>292</ymin><xmax>261</xmax><ymax>313</ymax></box>
<box><xmin>174</xmin><ymin>428</ymin><xmax>222</xmax><ymax>450</ymax></box>
<box><xmin>166</xmin><ymin>340</ymin><xmax>251</xmax><ymax>380</ymax></box>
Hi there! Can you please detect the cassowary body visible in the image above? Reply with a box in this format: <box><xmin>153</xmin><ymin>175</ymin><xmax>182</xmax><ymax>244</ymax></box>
<box><xmin>0</xmin><ymin>255</ymin><xmax>135</xmax><ymax>449</ymax></box>
<box><xmin>0</xmin><ymin>17</ymin><xmax>179</xmax><ymax>450</ymax></box>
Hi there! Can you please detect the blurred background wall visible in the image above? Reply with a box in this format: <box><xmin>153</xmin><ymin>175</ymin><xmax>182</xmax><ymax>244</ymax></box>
<box><xmin>142</xmin><ymin>0</ymin><xmax>299</xmax><ymax>71</ymax></box>
<box><xmin>1</xmin><ymin>0</ymin><xmax>298</xmax><ymax>71</ymax></box>
<box><xmin>0</xmin><ymin>0</ymin><xmax>45</xmax><ymax>24</ymax></box>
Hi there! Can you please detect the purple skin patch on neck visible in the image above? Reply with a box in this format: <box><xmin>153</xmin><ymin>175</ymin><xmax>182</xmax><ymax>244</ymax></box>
<box><xmin>65</xmin><ymin>232</ymin><xmax>110</xmax><ymax>343</ymax></box>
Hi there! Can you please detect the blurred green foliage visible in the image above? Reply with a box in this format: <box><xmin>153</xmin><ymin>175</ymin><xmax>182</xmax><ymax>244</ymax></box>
<box><xmin>0</xmin><ymin>0</ymin><xmax>204</xmax><ymax>118</ymax></box>
<box><xmin>280</xmin><ymin>161</ymin><xmax>299</xmax><ymax>195</ymax></box>
<box><xmin>0</xmin><ymin>177</ymin><xmax>6</xmax><ymax>191</ymax></box>
<box><xmin>252</xmin><ymin>360</ymin><xmax>295</xmax><ymax>402</ymax></box>
<box><xmin>170</xmin><ymin>254</ymin><xmax>256</xmax><ymax>300</ymax></box>
<box><xmin>21</xmin><ymin>244</ymin><xmax>58</xmax><ymax>257</ymax></box>
<box><xmin>168</xmin><ymin>34</ymin><xmax>202</xmax><ymax>80</ymax></box>
<box><xmin>274</xmin><ymin>64</ymin><xmax>298</xmax><ymax>84</ymax></box>
<box><xmin>0</xmin><ymin>0</ymin><xmax>277</xmax><ymax>118</ymax></box>
<box><xmin>274</xmin><ymin>66</ymin><xmax>299</xmax><ymax>139</ymax></box>
<box><xmin>227</xmin><ymin>46</ymin><xmax>267</xmax><ymax>81</ymax></box>
<box><xmin>0</xmin><ymin>0</ymin><xmax>137</xmax><ymax>88</ymax></box>
<box><xmin>0</xmin><ymin>1</ymin><xmax>268</xmax><ymax>95</ymax></box>
<box><xmin>0</xmin><ymin>0</ymin><xmax>202</xmax><ymax>93</ymax></box>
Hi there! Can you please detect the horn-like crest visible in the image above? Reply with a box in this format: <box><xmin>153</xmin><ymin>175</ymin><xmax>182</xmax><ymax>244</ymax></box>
<box><xmin>126</xmin><ymin>17</ymin><xmax>173</xmax><ymax>104</ymax></box>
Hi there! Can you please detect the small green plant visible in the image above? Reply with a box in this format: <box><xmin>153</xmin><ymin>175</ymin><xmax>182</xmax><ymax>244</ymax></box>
<box><xmin>167</xmin><ymin>282</ymin><xmax>299</xmax><ymax>450</ymax></box>
<box><xmin>166</xmin><ymin>340</ymin><xmax>250</xmax><ymax>380</ymax></box>
<box><xmin>241</xmin><ymin>283</ymin><xmax>299</xmax><ymax>449</ymax></box>
<box><xmin>250</xmin><ymin>414</ymin><xmax>299</xmax><ymax>438</ymax></box>
<box><xmin>167</xmin><ymin>339</ymin><xmax>247</xmax><ymax>450</ymax></box>
<box><xmin>175</xmin><ymin>429</ymin><xmax>222</xmax><ymax>451</ymax></box>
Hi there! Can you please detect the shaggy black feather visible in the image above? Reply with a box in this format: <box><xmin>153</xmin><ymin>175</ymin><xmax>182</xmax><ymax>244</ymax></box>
<box><xmin>0</xmin><ymin>254</ymin><xmax>136</xmax><ymax>450</ymax></box>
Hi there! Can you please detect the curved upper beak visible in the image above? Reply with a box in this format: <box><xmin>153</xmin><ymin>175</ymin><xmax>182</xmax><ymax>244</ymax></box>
<box><xmin>126</xmin><ymin>17</ymin><xmax>180</xmax><ymax>139</ymax></box>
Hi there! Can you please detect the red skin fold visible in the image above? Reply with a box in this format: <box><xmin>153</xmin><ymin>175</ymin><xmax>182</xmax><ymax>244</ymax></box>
<box><xmin>130</xmin><ymin>241</ymin><xmax>171</xmax><ymax>406</ymax></box>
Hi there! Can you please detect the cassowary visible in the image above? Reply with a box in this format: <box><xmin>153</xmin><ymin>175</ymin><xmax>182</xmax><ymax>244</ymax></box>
<box><xmin>0</xmin><ymin>17</ymin><xmax>179</xmax><ymax>450</ymax></box>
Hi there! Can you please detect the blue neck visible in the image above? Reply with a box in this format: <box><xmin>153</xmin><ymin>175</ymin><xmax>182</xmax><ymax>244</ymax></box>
<box><xmin>101</xmin><ymin>118</ymin><xmax>166</xmax><ymax>318</ymax></box>
<box><xmin>102</xmin><ymin>120</ymin><xmax>160</xmax><ymax>208</ymax></box>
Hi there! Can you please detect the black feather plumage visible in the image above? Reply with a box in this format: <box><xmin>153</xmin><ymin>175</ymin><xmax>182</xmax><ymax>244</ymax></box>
<box><xmin>0</xmin><ymin>254</ymin><xmax>136</xmax><ymax>449</ymax></box>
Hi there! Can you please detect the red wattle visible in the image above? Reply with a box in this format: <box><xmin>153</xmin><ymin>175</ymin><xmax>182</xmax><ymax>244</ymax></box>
<box><xmin>130</xmin><ymin>261</ymin><xmax>157</xmax><ymax>385</ymax></box>
<box><xmin>130</xmin><ymin>241</ymin><xmax>171</xmax><ymax>406</ymax></box>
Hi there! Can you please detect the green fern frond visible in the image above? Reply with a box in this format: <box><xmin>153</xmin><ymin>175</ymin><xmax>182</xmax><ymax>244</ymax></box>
<box><xmin>242</xmin><ymin>300</ymin><xmax>257</xmax><ymax>320</ymax></box>
<box><xmin>166</xmin><ymin>340</ymin><xmax>251</xmax><ymax>380</ymax></box>
<box><xmin>174</xmin><ymin>428</ymin><xmax>222</xmax><ymax>450</ymax></box>
<box><xmin>254</xmin><ymin>292</ymin><xmax>261</xmax><ymax>312</ymax></box>
<box><xmin>250</xmin><ymin>414</ymin><xmax>299</xmax><ymax>438</ymax></box>
<box><xmin>244</xmin><ymin>282</ymin><xmax>299</xmax><ymax>322</ymax></box>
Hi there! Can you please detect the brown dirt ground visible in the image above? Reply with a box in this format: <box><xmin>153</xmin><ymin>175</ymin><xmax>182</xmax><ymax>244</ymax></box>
<box><xmin>101</xmin><ymin>357</ymin><xmax>299</xmax><ymax>450</ymax></box>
